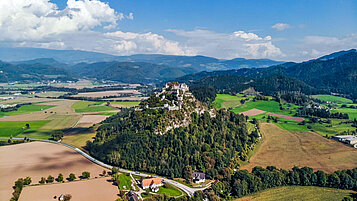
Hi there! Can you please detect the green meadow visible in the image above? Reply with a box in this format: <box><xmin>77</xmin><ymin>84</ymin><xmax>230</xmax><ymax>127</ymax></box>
<box><xmin>313</xmin><ymin>94</ymin><xmax>353</xmax><ymax>104</ymax></box>
<box><xmin>71</xmin><ymin>101</ymin><xmax>114</xmax><ymax>113</ymax></box>
<box><xmin>0</xmin><ymin>104</ymin><xmax>53</xmax><ymax>117</ymax></box>
<box><xmin>0</xmin><ymin>120</ymin><xmax>50</xmax><ymax>137</ymax></box>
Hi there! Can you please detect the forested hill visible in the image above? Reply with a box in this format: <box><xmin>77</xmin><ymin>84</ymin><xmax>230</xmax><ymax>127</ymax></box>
<box><xmin>176</xmin><ymin>49</ymin><xmax>357</xmax><ymax>99</ymax></box>
<box><xmin>0</xmin><ymin>61</ymin><xmax>75</xmax><ymax>82</ymax></box>
<box><xmin>87</xmin><ymin>84</ymin><xmax>260</xmax><ymax>178</ymax></box>
<box><xmin>186</xmin><ymin>74</ymin><xmax>322</xmax><ymax>96</ymax></box>
<box><xmin>69</xmin><ymin>61</ymin><xmax>197</xmax><ymax>84</ymax></box>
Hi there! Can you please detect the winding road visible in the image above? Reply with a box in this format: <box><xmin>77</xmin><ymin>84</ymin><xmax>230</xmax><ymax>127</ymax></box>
<box><xmin>0</xmin><ymin>137</ymin><xmax>210</xmax><ymax>196</ymax></box>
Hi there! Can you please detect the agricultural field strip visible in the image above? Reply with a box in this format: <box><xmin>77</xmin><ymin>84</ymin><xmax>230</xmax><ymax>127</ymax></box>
<box><xmin>0</xmin><ymin>137</ymin><xmax>208</xmax><ymax>196</ymax></box>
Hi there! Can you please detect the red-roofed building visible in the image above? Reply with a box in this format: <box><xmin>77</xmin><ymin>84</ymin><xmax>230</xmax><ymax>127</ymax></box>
<box><xmin>141</xmin><ymin>177</ymin><xmax>163</xmax><ymax>190</ymax></box>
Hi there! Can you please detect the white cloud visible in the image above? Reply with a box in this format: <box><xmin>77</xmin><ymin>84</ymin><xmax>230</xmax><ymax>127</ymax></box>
<box><xmin>106</xmin><ymin>31</ymin><xmax>195</xmax><ymax>55</ymax></box>
<box><xmin>272</xmin><ymin>23</ymin><xmax>291</xmax><ymax>31</ymax></box>
<box><xmin>167</xmin><ymin>29</ymin><xmax>284</xmax><ymax>59</ymax></box>
<box><xmin>0</xmin><ymin>0</ymin><xmax>121</xmax><ymax>41</ymax></box>
<box><xmin>294</xmin><ymin>34</ymin><xmax>357</xmax><ymax>60</ymax></box>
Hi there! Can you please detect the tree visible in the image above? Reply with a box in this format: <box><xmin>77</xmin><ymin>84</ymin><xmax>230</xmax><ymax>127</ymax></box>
<box><xmin>68</xmin><ymin>173</ymin><xmax>76</xmax><ymax>181</ymax></box>
<box><xmin>81</xmin><ymin>171</ymin><xmax>90</xmax><ymax>179</ymax></box>
<box><xmin>46</xmin><ymin>175</ymin><xmax>54</xmax><ymax>183</ymax></box>
<box><xmin>23</xmin><ymin>177</ymin><xmax>32</xmax><ymax>185</ymax></box>
<box><xmin>39</xmin><ymin>177</ymin><xmax>46</xmax><ymax>184</ymax></box>
<box><xmin>183</xmin><ymin>165</ymin><xmax>193</xmax><ymax>181</ymax></box>
<box><xmin>57</xmin><ymin>173</ymin><xmax>64</xmax><ymax>182</ymax></box>
<box><xmin>51</xmin><ymin>130</ymin><xmax>64</xmax><ymax>141</ymax></box>
<box><xmin>102</xmin><ymin>170</ymin><xmax>107</xmax><ymax>176</ymax></box>
<box><xmin>63</xmin><ymin>194</ymin><xmax>72</xmax><ymax>201</ymax></box>
<box><xmin>25</xmin><ymin>123</ymin><xmax>30</xmax><ymax>129</ymax></box>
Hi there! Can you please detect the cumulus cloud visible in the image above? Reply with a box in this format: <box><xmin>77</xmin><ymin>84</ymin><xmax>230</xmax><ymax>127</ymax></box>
<box><xmin>105</xmin><ymin>31</ymin><xmax>195</xmax><ymax>55</ymax></box>
<box><xmin>0</xmin><ymin>0</ymin><xmax>124</xmax><ymax>41</ymax></box>
<box><xmin>272</xmin><ymin>23</ymin><xmax>291</xmax><ymax>31</ymax></box>
<box><xmin>167</xmin><ymin>29</ymin><xmax>283</xmax><ymax>59</ymax></box>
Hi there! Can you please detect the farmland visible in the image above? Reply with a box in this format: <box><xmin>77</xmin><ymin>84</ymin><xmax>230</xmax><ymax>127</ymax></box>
<box><xmin>242</xmin><ymin>123</ymin><xmax>357</xmax><ymax>173</ymax></box>
<box><xmin>20</xmin><ymin>177</ymin><xmax>119</xmax><ymax>201</ymax></box>
<box><xmin>235</xmin><ymin>186</ymin><xmax>355</xmax><ymax>201</ymax></box>
<box><xmin>71</xmin><ymin>101</ymin><xmax>115</xmax><ymax>113</ymax></box>
<box><xmin>0</xmin><ymin>120</ymin><xmax>50</xmax><ymax>137</ymax></box>
<box><xmin>71</xmin><ymin>90</ymin><xmax>140</xmax><ymax>98</ymax></box>
<box><xmin>313</xmin><ymin>94</ymin><xmax>353</xmax><ymax>104</ymax></box>
<box><xmin>0</xmin><ymin>142</ymin><xmax>106</xmax><ymax>200</ymax></box>
<box><xmin>111</xmin><ymin>101</ymin><xmax>140</xmax><ymax>108</ymax></box>
<box><xmin>213</xmin><ymin>94</ymin><xmax>254</xmax><ymax>109</ymax></box>
<box><xmin>0</xmin><ymin>104</ymin><xmax>54</xmax><ymax>117</ymax></box>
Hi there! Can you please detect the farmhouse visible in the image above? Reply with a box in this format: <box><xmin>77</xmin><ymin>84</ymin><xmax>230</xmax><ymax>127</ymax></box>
<box><xmin>141</xmin><ymin>177</ymin><xmax>163</xmax><ymax>191</ymax></box>
<box><xmin>333</xmin><ymin>135</ymin><xmax>357</xmax><ymax>145</ymax></box>
<box><xmin>192</xmin><ymin>172</ymin><xmax>206</xmax><ymax>183</ymax></box>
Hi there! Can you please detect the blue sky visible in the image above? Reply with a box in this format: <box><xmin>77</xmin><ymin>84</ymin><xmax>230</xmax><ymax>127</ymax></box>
<box><xmin>1</xmin><ymin>0</ymin><xmax>356</xmax><ymax>61</ymax></box>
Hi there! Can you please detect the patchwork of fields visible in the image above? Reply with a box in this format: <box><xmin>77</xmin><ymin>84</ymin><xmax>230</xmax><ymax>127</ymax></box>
<box><xmin>235</xmin><ymin>186</ymin><xmax>355</xmax><ymax>201</ymax></box>
<box><xmin>242</xmin><ymin>123</ymin><xmax>357</xmax><ymax>173</ymax></box>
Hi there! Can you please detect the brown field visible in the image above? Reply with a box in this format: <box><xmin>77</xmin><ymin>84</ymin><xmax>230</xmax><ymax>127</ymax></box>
<box><xmin>0</xmin><ymin>99</ymin><xmax>79</xmax><ymax>122</ymax></box>
<box><xmin>241</xmin><ymin>109</ymin><xmax>266</xmax><ymax>116</ymax></box>
<box><xmin>0</xmin><ymin>142</ymin><xmax>107</xmax><ymax>200</ymax></box>
<box><xmin>103</xmin><ymin>96</ymin><xmax>148</xmax><ymax>101</ymax></box>
<box><xmin>20</xmin><ymin>177</ymin><xmax>118</xmax><ymax>201</ymax></box>
<box><xmin>71</xmin><ymin>90</ymin><xmax>140</xmax><ymax>98</ymax></box>
<box><xmin>242</xmin><ymin>123</ymin><xmax>357</xmax><ymax>173</ymax></box>
<box><xmin>75</xmin><ymin>115</ymin><xmax>108</xmax><ymax>128</ymax></box>
<box><xmin>266</xmin><ymin>112</ymin><xmax>305</xmax><ymax>121</ymax></box>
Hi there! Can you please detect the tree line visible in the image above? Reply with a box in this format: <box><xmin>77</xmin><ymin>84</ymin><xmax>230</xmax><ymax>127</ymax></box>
<box><xmin>211</xmin><ymin>166</ymin><xmax>357</xmax><ymax>199</ymax></box>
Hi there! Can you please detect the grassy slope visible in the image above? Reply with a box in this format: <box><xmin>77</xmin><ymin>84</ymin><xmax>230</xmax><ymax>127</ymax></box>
<box><xmin>213</xmin><ymin>94</ymin><xmax>253</xmax><ymax>109</ymax></box>
<box><xmin>0</xmin><ymin>104</ymin><xmax>54</xmax><ymax>117</ymax></box>
<box><xmin>333</xmin><ymin>108</ymin><xmax>357</xmax><ymax>120</ymax></box>
<box><xmin>313</xmin><ymin>95</ymin><xmax>353</xmax><ymax>104</ymax></box>
<box><xmin>71</xmin><ymin>101</ymin><xmax>114</xmax><ymax>113</ymax></box>
<box><xmin>0</xmin><ymin>120</ymin><xmax>50</xmax><ymax>137</ymax></box>
<box><xmin>235</xmin><ymin>186</ymin><xmax>355</xmax><ymax>201</ymax></box>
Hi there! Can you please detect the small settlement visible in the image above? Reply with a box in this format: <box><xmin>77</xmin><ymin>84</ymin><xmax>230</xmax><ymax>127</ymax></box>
<box><xmin>141</xmin><ymin>177</ymin><xmax>163</xmax><ymax>193</ymax></box>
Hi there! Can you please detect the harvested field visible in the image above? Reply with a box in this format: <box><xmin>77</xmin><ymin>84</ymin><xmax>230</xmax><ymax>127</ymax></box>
<box><xmin>103</xmin><ymin>96</ymin><xmax>148</xmax><ymax>101</ymax></box>
<box><xmin>242</xmin><ymin>123</ymin><xmax>357</xmax><ymax>173</ymax></box>
<box><xmin>266</xmin><ymin>112</ymin><xmax>304</xmax><ymax>121</ymax></box>
<box><xmin>20</xmin><ymin>177</ymin><xmax>118</xmax><ymax>201</ymax></box>
<box><xmin>72</xmin><ymin>90</ymin><xmax>140</xmax><ymax>98</ymax></box>
<box><xmin>0</xmin><ymin>142</ymin><xmax>106</xmax><ymax>200</ymax></box>
<box><xmin>236</xmin><ymin>186</ymin><xmax>356</xmax><ymax>201</ymax></box>
<box><xmin>76</xmin><ymin>115</ymin><xmax>108</xmax><ymax>128</ymax></box>
<box><xmin>241</xmin><ymin>108</ymin><xmax>266</xmax><ymax>117</ymax></box>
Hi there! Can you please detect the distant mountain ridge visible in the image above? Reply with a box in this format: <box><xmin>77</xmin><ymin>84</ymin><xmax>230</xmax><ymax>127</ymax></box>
<box><xmin>175</xmin><ymin>49</ymin><xmax>357</xmax><ymax>99</ymax></box>
<box><xmin>0</xmin><ymin>60</ymin><xmax>75</xmax><ymax>82</ymax></box>
<box><xmin>0</xmin><ymin>47</ymin><xmax>284</xmax><ymax>71</ymax></box>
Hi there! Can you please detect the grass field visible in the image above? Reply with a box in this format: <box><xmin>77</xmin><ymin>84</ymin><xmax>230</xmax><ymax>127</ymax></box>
<box><xmin>236</xmin><ymin>186</ymin><xmax>355</xmax><ymax>201</ymax></box>
<box><xmin>242</xmin><ymin>123</ymin><xmax>357</xmax><ymax>173</ymax></box>
<box><xmin>231</xmin><ymin>100</ymin><xmax>290</xmax><ymax>115</ymax></box>
<box><xmin>96</xmin><ymin>112</ymin><xmax>118</xmax><ymax>116</ymax></box>
<box><xmin>62</xmin><ymin>129</ymin><xmax>96</xmax><ymax>148</ymax></box>
<box><xmin>333</xmin><ymin>108</ymin><xmax>357</xmax><ymax>120</ymax></box>
<box><xmin>111</xmin><ymin>101</ymin><xmax>140</xmax><ymax>108</ymax></box>
<box><xmin>118</xmin><ymin>173</ymin><xmax>132</xmax><ymax>190</ymax></box>
<box><xmin>72</xmin><ymin>101</ymin><xmax>114</xmax><ymax>113</ymax></box>
<box><xmin>0</xmin><ymin>104</ymin><xmax>53</xmax><ymax>117</ymax></box>
<box><xmin>158</xmin><ymin>184</ymin><xmax>182</xmax><ymax>197</ymax></box>
<box><xmin>213</xmin><ymin>94</ymin><xmax>253</xmax><ymax>109</ymax></box>
<box><xmin>0</xmin><ymin>120</ymin><xmax>50</xmax><ymax>137</ymax></box>
<box><xmin>313</xmin><ymin>94</ymin><xmax>353</xmax><ymax>104</ymax></box>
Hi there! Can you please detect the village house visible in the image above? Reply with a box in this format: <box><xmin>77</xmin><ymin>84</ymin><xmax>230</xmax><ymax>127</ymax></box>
<box><xmin>141</xmin><ymin>177</ymin><xmax>163</xmax><ymax>192</ymax></box>
<box><xmin>192</xmin><ymin>172</ymin><xmax>206</xmax><ymax>183</ymax></box>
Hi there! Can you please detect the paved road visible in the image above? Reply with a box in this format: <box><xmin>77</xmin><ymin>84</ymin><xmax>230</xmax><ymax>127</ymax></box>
<box><xmin>1</xmin><ymin>137</ymin><xmax>210</xmax><ymax>196</ymax></box>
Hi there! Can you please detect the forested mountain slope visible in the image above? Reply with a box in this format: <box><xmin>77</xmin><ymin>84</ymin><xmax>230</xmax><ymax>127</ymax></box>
<box><xmin>87</xmin><ymin>83</ymin><xmax>259</xmax><ymax>178</ymax></box>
